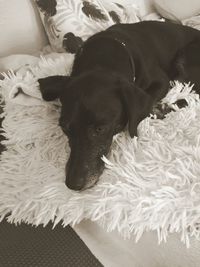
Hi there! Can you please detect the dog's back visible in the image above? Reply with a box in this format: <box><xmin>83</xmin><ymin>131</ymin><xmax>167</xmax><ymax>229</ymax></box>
<box><xmin>72</xmin><ymin>21</ymin><xmax>200</xmax><ymax>85</ymax></box>
<box><xmin>106</xmin><ymin>21</ymin><xmax>200</xmax><ymax>73</ymax></box>
<box><xmin>107</xmin><ymin>21</ymin><xmax>200</xmax><ymax>53</ymax></box>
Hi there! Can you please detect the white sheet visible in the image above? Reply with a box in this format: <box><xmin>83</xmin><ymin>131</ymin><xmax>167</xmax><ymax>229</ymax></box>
<box><xmin>74</xmin><ymin>220</ymin><xmax>200</xmax><ymax>267</ymax></box>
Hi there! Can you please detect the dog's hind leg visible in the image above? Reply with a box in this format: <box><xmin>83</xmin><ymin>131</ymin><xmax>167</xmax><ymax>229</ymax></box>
<box><xmin>172</xmin><ymin>41</ymin><xmax>200</xmax><ymax>93</ymax></box>
<box><xmin>145</xmin><ymin>69</ymin><xmax>171</xmax><ymax>101</ymax></box>
<box><xmin>146</xmin><ymin>70</ymin><xmax>174</xmax><ymax>119</ymax></box>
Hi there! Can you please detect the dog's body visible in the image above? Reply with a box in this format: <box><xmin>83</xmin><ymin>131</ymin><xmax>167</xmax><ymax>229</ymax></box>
<box><xmin>39</xmin><ymin>21</ymin><xmax>200</xmax><ymax>191</ymax></box>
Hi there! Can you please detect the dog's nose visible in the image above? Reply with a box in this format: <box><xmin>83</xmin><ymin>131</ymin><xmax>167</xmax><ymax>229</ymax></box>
<box><xmin>65</xmin><ymin>179</ymin><xmax>85</xmax><ymax>191</ymax></box>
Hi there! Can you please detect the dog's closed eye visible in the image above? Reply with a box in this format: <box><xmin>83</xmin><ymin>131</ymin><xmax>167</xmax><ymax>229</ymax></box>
<box><xmin>89</xmin><ymin>125</ymin><xmax>109</xmax><ymax>137</ymax></box>
<box><xmin>95</xmin><ymin>126</ymin><xmax>107</xmax><ymax>134</ymax></box>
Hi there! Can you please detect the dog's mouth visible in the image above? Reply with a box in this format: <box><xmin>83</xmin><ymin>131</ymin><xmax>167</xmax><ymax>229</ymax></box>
<box><xmin>65</xmin><ymin>173</ymin><xmax>101</xmax><ymax>191</ymax></box>
<box><xmin>79</xmin><ymin>175</ymin><xmax>100</xmax><ymax>191</ymax></box>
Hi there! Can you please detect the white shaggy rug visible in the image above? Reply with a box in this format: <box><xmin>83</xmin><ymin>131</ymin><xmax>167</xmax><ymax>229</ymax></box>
<box><xmin>1</xmin><ymin>53</ymin><xmax>200</xmax><ymax>247</ymax></box>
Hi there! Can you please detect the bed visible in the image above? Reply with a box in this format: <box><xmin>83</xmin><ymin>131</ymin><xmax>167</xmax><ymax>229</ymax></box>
<box><xmin>1</xmin><ymin>1</ymin><xmax>200</xmax><ymax>267</ymax></box>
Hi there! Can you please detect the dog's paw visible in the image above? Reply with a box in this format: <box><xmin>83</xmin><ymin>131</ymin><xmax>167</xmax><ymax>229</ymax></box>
<box><xmin>152</xmin><ymin>99</ymin><xmax>188</xmax><ymax>119</ymax></box>
<box><xmin>152</xmin><ymin>102</ymin><xmax>174</xmax><ymax>119</ymax></box>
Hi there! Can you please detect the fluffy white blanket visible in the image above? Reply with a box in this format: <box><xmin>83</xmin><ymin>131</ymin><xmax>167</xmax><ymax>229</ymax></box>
<box><xmin>1</xmin><ymin>53</ymin><xmax>200</xmax><ymax>247</ymax></box>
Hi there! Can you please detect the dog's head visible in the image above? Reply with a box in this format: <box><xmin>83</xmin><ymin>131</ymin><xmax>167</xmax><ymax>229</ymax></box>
<box><xmin>38</xmin><ymin>70</ymin><xmax>153</xmax><ymax>191</ymax></box>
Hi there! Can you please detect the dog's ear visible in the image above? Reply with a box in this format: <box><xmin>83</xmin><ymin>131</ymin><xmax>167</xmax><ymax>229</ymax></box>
<box><xmin>38</xmin><ymin>75</ymin><xmax>71</xmax><ymax>101</ymax></box>
<box><xmin>119</xmin><ymin>80</ymin><xmax>153</xmax><ymax>138</ymax></box>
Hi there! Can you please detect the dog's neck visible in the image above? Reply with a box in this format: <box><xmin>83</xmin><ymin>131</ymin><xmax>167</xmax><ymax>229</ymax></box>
<box><xmin>72</xmin><ymin>34</ymin><xmax>136</xmax><ymax>83</ymax></box>
<box><xmin>109</xmin><ymin>37</ymin><xmax>136</xmax><ymax>83</ymax></box>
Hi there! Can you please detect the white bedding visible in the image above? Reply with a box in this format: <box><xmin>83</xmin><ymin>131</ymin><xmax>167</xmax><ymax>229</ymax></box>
<box><xmin>74</xmin><ymin>220</ymin><xmax>200</xmax><ymax>267</ymax></box>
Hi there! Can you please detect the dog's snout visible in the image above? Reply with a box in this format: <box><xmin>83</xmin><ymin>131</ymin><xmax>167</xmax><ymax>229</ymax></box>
<box><xmin>65</xmin><ymin>179</ymin><xmax>85</xmax><ymax>191</ymax></box>
<box><xmin>64</xmin><ymin>141</ymin><xmax>106</xmax><ymax>191</ymax></box>
<box><xmin>65</xmin><ymin>161</ymin><xmax>87</xmax><ymax>191</ymax></box>
<box><xmin>65</xmin><ymin>161</ymin><xmax>101</xmax><ymax>191</ymax></box>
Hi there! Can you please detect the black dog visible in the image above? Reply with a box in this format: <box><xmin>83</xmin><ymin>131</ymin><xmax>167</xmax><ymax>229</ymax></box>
<box><xmin>38</xmin><ymin>21</ymin><xmax>200</xmax><ymax>191</ymax></box>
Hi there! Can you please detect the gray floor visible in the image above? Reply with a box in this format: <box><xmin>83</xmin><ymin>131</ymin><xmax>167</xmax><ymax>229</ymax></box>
<box><xmin>0</xmin><ymin>104</ymin><xmax>5</xmax><ymax>153</ymax></box>
<box><xmin>0</xmin><ymin>219</ymin><xmax>103</xmax><ymax>267</ymax></box>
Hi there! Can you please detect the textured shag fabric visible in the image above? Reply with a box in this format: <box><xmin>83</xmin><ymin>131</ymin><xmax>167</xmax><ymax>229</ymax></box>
<box><xmin>1</xmin><ymin>53</ymin><xmax>200</xmax><ymax>247</ymax></box>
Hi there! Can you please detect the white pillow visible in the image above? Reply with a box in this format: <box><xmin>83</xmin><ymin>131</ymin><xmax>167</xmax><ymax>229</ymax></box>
<box><xmin>0</xmin><ymin>0</ymin><xmax>48</xmax><ymax>57</ymax></box>
<box><xmin>35</xmin><ymin>0</ymin><xmax>140</xmax><ymax>53</ymax></box>
<box><xmin>135</xmin><ymin>0</ymin><xmax>155</xmax><ymax>18</ymax></box>
<box><xmin>154</xmin><ymin>0</ymin><xmax>200</xmax><ymax>21</ymax></box>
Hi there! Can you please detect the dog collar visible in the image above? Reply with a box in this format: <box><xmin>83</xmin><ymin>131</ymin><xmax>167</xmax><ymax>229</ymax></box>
<box><xmin>77</xmin><ymin>35</ymin><xmax>136</xmax><ymax>83</ymax></box>
<box><xmin>112</xmin><ymin>37</ymin><xmax>136</xmax><ymax>83</ymax></box>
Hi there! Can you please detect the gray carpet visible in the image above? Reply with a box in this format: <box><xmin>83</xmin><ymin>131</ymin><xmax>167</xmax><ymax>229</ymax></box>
<box><xmin>0</xmin><ymin>219</ymin><xmax>103</xmax><ymax>267</ymax></box>
<box><xmin>0</xmin><ymin>104</ymin><xmax>5</xmax><ymax>153</ymax></box>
